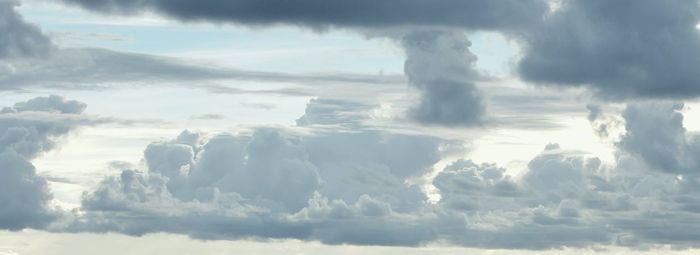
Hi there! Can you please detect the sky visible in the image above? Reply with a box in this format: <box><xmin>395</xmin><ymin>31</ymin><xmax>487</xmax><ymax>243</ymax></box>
<box><xmin>2</xmin><ymin>0</ymin><xmax>700</xmax><ymax>254</ymax></box>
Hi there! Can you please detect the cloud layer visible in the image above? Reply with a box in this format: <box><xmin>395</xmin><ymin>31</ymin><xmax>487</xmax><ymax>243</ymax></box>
<box><xmin>31</xmin><ymin>98</ymin><xmax>695</xmax><ymax>249</ymax></box>
<box><xmin>2</xmin><ymin>96</ymin><xmax>699</xmax><ymax>249</ymax></box>
<box><xmin>58</xmin><ymin>0</ymin><xmax>547</xmax><ymax>31</ymax></box>
<box><xmin>0</xmin><ymin>48</ymin><xmax>403</xmax><ymax>91</ymax></box>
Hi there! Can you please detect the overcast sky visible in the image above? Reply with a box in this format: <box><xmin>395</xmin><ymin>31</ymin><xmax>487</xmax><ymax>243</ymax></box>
<box><xmin>2</xmin><ymin>0</ymin><xmax>700</xmax><ymax>254</ymax></box>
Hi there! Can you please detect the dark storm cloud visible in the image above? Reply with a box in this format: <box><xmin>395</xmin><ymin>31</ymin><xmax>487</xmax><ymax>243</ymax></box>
<box><xmin>519</xmin><ymin>0</ymin><xmax>700</xmax><ymax>99</ymax></box>
<box><xmin>58</xmin><ymin>0</ymin><xmax>548</xmax><ymax>31</ymax></box>
<box><xmin>0</xmin><ymin>0</ymin><xmax>52</xmax><ymax>59</ymax></box>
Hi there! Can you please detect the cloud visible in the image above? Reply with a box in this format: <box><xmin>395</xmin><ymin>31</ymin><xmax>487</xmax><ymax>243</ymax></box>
<box><xmin>0</xmin><ymin>0</ymin><xmax>52</xmax><ymax>59</ymax></box>
<box><xmin>71</xmin><ymin>126</ymin><xmax>443</xmax><ymax>244</ymax></box>
<box><xmin>6</xmin><ymin>95</ymin><xmax>86</xmax><ymax>114</ymax></box>
<box><xmin>0</xmin><ymin>48</ymin><xmax>403</xmax><ymax>91</ymax></box>
<box><xmin>0</xmin><ymin>95</ymin><xmax>170</xmax><ymax>231</ymax></box>
<box><xmin>296</xmin><ymin>98</ymin><xmax>375</xmax><ymax>128</ymax></box>
<box><xmin>0</xmin><ymin>95</ymin><xmax>91</xmax><ymax>230</ymax></box>
<box><xmin>522</xmin><ymin>144</ymin><xmax>602</xmax><ymax>203</ymax></box>
<box><xmin>518</xmin><ymin>0</ymin><xmax>700</xmax><ymax>99</ymax></box>
<box><xmin>433</xmin><ymin>160</ymin><xmax>520</xmax><ymax>211</ymax></box>
<box><xmin>617</xmin><ymin>102</ymin><xmax>700</xmax><ymax>174</ymax></box>
<box><xmin>65</xmin><ymin>98</ymin><xmax>444</xmax><ymax>244</ymax></box>
<box><xmin>401</xmin><ymin>30</ymin><xmax>485</xmax><ymax>126</ymax></box>
<box><xmin>0</xmin><ymin>95</ymin><xmax>88</xmax><ymax>159</ymax></box>
<box><xmin>11</xmin><ymin>1</ymin><xmax>700</xmax><ymax>248</ymax></box>
<box><xmin>51</xmin><ymin>99</ymin><xmax>700</xmax><ymax>249</ymax></box>
<box><xmin>0</xmin><ymin>149</ymin><xmax>54</xmax><ymax>230</ymax></box>
<box><xmin>58</xmin><ymin>0</ymin><xmax>547</xmax><ymax>31</ymax></box>
<box><xmin>48</xmin><ymin>0</ymin><xmax>700</xmax><ymax>101</ymax></box>
<box><xmin>54</xmin><ymin>1</ymin><xmax>552</xmax><ymax>126</ymax></box>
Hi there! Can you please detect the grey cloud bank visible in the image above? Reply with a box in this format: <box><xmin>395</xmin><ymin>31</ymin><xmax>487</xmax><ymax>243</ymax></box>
<box><xmin>2</xmin><ymin>96</ymin><xmax>700</xmax><ymax>249</ymax></box>
<box><xmin>27</xmin><ymin>99</ymin><xmax>696</xmax><ymax>249</ymax></box>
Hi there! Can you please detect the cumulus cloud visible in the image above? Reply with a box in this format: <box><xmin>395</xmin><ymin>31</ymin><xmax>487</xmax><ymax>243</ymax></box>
<box><xmin>0</xmin><ymin>95</ymin><xmax>163</xmax><ymax>231</ymax></box>
<box><xmin>616</xmin><ymin>102</ymin><xmax>700</xmax><ymax>174</ymax></box>
<box><xmin>433</xmin><ymin>160</ymin><xmax>519</xmax><ymax>211</ymax></box>
<box><xmin>66</xmin><ymin>98</ymin><xmax>443</xmax><ymax>244</ymax></box>
<box><xmin>522</xmin><ymin>144</ymin><xmax>602</xmax><ymax>203</ymax></box>
<box><xmin>54</xmin><ymin>99</ymin><xmax>700</xmax><ymax>249</ymax></box>
<box><xmin>0</xmin><ymin>0</ymin><xmax>52</xmax><ymax>59</ymax></box>
<box><xmin>0</xmin><ymin>95</ymin><xmax>88</xmax><ymax>159</ymax></box>
<box><xmin>0</xmin><ymin>95</ymin><xmax>90</xmax><ymax>230</ymax></box>
<box><xmin>72</xmin><ymin>127</ymin><xmax>442</xmax><ymax>244</ymax></box>
<box><xmin>519</xmin><ymin>0</ymin><xmax>700</xmax><ymax>98</ymax></box>
<box><xmin>401</xmin><ymin>30</ymin><xmax>485</xmax><ymax>126</ymax></box>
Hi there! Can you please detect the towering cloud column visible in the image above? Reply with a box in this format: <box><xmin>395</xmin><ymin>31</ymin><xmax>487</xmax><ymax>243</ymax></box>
<box><xmin>402</xmin><ymin>30</ymin><xmax>485</xmax><ymax>126</ymax></box>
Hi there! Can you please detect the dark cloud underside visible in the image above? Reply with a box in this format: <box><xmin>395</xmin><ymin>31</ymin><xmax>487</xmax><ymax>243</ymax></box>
<box><xmin>59</xmin><ymin>0</ymin><xmax>548</xmax><ymax>31</ymax></box>
<box><xmin>519</xmin><ymin>0</ymin><xmax>700</xmax><ymax>98</ymax></box>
